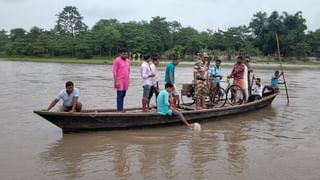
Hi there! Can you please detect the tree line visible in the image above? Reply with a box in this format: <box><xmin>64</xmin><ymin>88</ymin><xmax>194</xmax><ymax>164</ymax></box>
<box><xmin>0</xmin><ymin>6</ymin><xmax>320</xmax><ymax>60</ymax></box>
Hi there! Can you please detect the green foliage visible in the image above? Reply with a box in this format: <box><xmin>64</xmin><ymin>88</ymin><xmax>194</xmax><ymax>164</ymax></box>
<box><xmin>249</xmin><ymin>11</ymin><xmax>308</xmax><ymax>58</ymax></box>
<box><xmin>1</xmin><ymin>6</ymin><xmax>319</xmax><ymax>59</ymax></box>
<box><xmin>0</xmin><ymin>30</ymin><xmax>9</xmax><ymax>54</ymax></box>
<box><xmin>306</xmin><ymin>29</ymin><xmax>320</xmax><ymax>57</ymax></box>
<box><xmin>55</xmin><ymin>6</ymin><xmax>87</xmax><ymax>36</ymax></box>
<box><xmin>165</xmin><ymin>45</ymin><xmax>185</xmax><ymax>59</ymax></box>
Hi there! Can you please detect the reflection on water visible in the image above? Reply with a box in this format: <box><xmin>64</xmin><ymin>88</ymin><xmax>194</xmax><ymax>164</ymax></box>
<box><xmin>1</xmin><ymin>60</ymin><xmax>320</xmax><ymax>180</ymax></box>
<box><xmin>39</xmin><ymin>108</ymin><xmax>278</xmax><ymax>179</ymax></box>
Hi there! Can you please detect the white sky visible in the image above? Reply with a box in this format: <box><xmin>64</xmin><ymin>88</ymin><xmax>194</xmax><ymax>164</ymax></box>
<box><xmin>1</xmin><ymin>0</ymin><xmax>319</xmax><ymax>32</ymax></box>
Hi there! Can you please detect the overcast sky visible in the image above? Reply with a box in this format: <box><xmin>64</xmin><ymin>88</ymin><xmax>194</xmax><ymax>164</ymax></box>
<box><xmin>1</xmin><ymin>0</ymin><xmax>319</xmax><ymax>32</ymax></box>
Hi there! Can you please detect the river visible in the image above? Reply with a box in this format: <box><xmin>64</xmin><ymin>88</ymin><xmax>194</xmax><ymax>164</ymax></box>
<box><xmin>0</xmin><ymin>60</ymin><xmax>319</xmax><ymax>180</ymax></box>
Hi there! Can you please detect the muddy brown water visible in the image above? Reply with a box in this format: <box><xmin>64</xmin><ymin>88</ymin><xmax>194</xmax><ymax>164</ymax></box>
<box><xmin>1</xmin><ymin>60</ymin><xmax>320</xmax><ymax>180</ymax></box>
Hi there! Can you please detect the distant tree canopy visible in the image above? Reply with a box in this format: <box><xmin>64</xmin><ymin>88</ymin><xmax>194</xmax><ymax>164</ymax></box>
<box><xmin>1</xmin><ymin>6</ymin><xmax>319</xmax><ymax>59</ymax></box>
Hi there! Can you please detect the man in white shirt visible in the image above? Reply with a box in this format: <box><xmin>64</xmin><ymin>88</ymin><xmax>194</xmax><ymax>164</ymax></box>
<box><xmin>141</xmin><ymin>55</ymin><xmax>155</xmax><ymax>112</ymax></box>
<box><xmin>148</xmin><ymin>57</ymin><xmax>160</xmax><ymax>108</ymax></box>
<box><xmin>248</xmin><ymin>78</ymin><xmax>263</xmax><ymax>102</ymax></box>
<box><xmin>45</xmin><ymin>81</ymin><xmax>82</xmax><ymax>112</ymax></box>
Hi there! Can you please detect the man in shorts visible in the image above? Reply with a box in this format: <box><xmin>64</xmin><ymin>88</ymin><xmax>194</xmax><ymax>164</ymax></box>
<box><xmin>164</xmin><ymin>57</ymin><xmax>180</xmax><ymax>108</ymax></box>
<box><xmin>148</xmin><ymin>56</ymin><xmax>160</xmax><ymax>108</ymax></box>
<box><xmin>141</xmin><ymin>54</ymin><xmax>155</xmax><ymax>112</ymax></box>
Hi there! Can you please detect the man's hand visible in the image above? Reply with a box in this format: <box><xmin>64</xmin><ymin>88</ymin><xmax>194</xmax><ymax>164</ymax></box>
<box><xmin>114</xmin><ymin>80</ymin><xmax>119</xmax><ymax>89</ymax></box>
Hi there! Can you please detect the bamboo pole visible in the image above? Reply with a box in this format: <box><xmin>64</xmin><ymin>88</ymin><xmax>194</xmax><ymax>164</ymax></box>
<box><xmin>275</xmin><ymin>33</ymin><xmax>290</xmax><ymax>105</ymax></box>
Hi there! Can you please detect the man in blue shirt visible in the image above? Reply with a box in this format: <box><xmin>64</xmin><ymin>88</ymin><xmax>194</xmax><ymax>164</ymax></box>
<box><xmin>157</xmin><ymin>83</ymin><xmax>192</xmax><ymax>128</ymax></box>
<box><xmin>209</xmin><ymin>59</ymin><xmax>223</xmax><ymax>103</ymax></box>
<box><xmin>209</xmin><ymin>59</ymin><xmax>222</xmax><ymax>86</ymax></box>
<box><xmin>165</xmin><ymin>57</ymin><xmax>180</xmax><ymax>107</ymax></box>
<box><xmin>271</xmin><ymin>70</ymin><xmax>283</xmax><ymax>88</ymax></box>
<box><xmin>263</xmin><ymin>70</ymin><xmax>283</xmax><ymax>94</ymax></box>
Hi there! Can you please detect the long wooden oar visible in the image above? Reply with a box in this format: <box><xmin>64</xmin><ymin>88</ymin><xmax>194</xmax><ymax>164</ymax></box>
<box><xmin>275</xmin><ymin>33</ymin><xmax>290</xmax><ymax>105</ymax></box>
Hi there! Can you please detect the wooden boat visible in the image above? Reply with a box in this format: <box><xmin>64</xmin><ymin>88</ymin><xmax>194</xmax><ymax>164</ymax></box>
<box><xmin>34</xmin><ymin>92</ymin><xmax>278</xmax><ymax>133</ymax></box>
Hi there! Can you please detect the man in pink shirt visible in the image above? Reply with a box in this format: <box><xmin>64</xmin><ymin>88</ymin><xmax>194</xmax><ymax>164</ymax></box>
<box><xmin>112</xmin><ymin>49</ymin><xmax>130</xmax><ymax>112</ymax></box>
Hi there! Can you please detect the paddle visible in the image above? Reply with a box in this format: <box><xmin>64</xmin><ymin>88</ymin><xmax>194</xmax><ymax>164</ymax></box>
<box><xmin>275</xmin><ymin>33</ymin><xmax>290</xmax><ymax>105</ymax></box>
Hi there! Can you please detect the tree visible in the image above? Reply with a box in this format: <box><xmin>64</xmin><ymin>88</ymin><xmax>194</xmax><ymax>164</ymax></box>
<box><xmin>74</xmin><ymin>31</ymin><xmax>94</xmax><ymax>58</ymax></box>
<box><xmin>0</xmin><ymin>30</ymin><xmax>8</xmax><ymax>55</ymax></box>
<box><xmin>117</xmin><ymin>21</ymin><xmax>156</xmax><ymax>55</ymax></box>
<box><xmin>174</xmin><ymin>27</ymin><xmax>202</xmax><ymax>55</ymax></box>
<box><xmin>149</xmin><ymin>16</ymin><xmax>172</xmax><ymax>54</ymax></box>
<box><xmin>165</xmin><ymin>45</ymin><xmax>185</xmax><ymax>59</ymax></box>
<box><xmin>32</xmin><ymin>32</ymin><xmax>50</xmax><ymax>55</ymax></box>
<box><xmin>281</xmin><ymin>11</ymin><xmax>308</xmax><ymax>57</ymax></box>
<box><xmin>92</xmin><ymin>19</ymin><xmax>121</xmax><ymax>56</ymax></box>
<box><xmin>26</xmin><ymin>26</ymin><xmax>44</xmax><ymax>55</ymax></box>
<box><xmin>249</xmin><ymin>11</ymin><xmax>308</xmax><ymax>57</ymax></box>
<box><xmin>306</xmin><ymin>29</ymin><xmax>320</xmax><ymax>57</ymax></box>
<box><xmin>6</xmin><ymin>28</ymin><xmax>28</xmax><ymax>55</ymax></box>
<box><xmin>55</xmin><ymin>6</ymin><xmax>87</xmax><ymax>36</ymax></box>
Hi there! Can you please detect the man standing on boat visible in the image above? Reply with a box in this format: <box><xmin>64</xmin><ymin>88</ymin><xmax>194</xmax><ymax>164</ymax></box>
<box><xmin>164</xmin><ymin>57</ymin><xmax>180</xmax><ymax>108</ymax></box>
<box><xmin>193</xmin><ymin>52</ymin><xmax>209</xmax><ymax>110</ymax></box>
<box><xmin>228</xmin><ymin>55</ymin><xmax>246</xmax><ymax>92</ymax></box>
<box><xmin>157</xmin><ymin>82</ymin><xmax>192</xmax><ymax>128</ymax></box>
<box><xmin>244</xmin><ymin>56</ymin><xmax>253</xmax><ymax>96</ymax></box>
<box><xmin>208</xmin><ymin>58</ymin><xmax>222</xmax><ymax>103</ymax></box>
<box><xmin>112</xmin><ymin>48</ymin><xmax>130</xmax><ymax>112</ymax></box>
<box><xmin>45</xmin><ymin>81</ymin><xmax>82</xmax><ymax>112</ymax></box>
<box><xmin>141</xmin><ymin>54</ymin><xmax>155</xmax><ymax>112</ymax></box>
<box><xmin>148</xmin><ymin>56</ymin><xmax>160</xmax><ymax>108</ymax></box>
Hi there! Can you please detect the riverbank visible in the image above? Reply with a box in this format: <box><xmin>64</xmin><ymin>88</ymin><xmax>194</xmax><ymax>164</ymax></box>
<box><xmin>1</xmin><ymin>56</ymin><xmax>320</xmax><ymax>69</ymax></box>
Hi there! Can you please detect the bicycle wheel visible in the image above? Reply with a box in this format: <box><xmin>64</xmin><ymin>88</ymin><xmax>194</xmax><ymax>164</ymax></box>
<box><xmin>180</xmin><ymin>86</ymin><xmax>195</xmax><ymax>106</ymax></box>
<box><xmin>226</xmin><ymin>85</ymin><xmax>245</xmax><ymax>105</ymax></box>
<box><xmin>210</xmin><ymin>87</ymin><xmax>227</xmax><ymax>107</ymax></box>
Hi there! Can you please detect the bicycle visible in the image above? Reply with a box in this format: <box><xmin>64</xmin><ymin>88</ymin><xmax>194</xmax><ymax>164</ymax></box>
<box><xmin>181</xmin><ymin>81</ymin><xmax>226</xmax><ymax>108</ymax></box>
<box><xmin>208</xmin><ymin>81</ymin><xmax>227</xmax><ymax>108</ymax></box>
<box><xmin>180</xmin><ymin>83</ymin><xmax>196</xmax><ymax>106</ymax></box>
<box><xmin>222</xmin><ymin>78</ymin><xmax>246</xmax><ymax>106</ymax></box>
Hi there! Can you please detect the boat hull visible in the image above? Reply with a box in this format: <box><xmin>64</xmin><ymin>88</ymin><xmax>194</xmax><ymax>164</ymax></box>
<box><xmin>34</xmin><ymin>93</ymin><xmax>278</xmax><ymax>133</ymax></box>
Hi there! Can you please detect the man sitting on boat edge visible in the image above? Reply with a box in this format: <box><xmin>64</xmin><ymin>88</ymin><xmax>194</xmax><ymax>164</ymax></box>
<box><xmin>44</xmin><ymin>81</ymin><xmax>82</xmax><ymax>112</ymax></box>
<box><xmin>248</xmin><ymin>78</ymin><xmax>263</xmax><ymax>102</ymax></box>
<box><xmin>263</xmin><ymin>70</ymin><xmax>283</xmax><ymax>95</ymax></box>
<box><xmin>157</xmin><ymin>82</ymin><xmax>193</xmax><ymax>128</ymax></box>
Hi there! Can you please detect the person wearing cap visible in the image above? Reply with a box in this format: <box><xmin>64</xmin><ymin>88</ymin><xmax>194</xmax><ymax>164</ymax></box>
<box><xmin>208</xmin><ymin>58</ymin><xmax>222</xmax><ymax>103</ymax></box>
<box><xmin>193</xmin><ymin>52</ymin><xmax>209</xmax><ymax>110</ymax></box>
